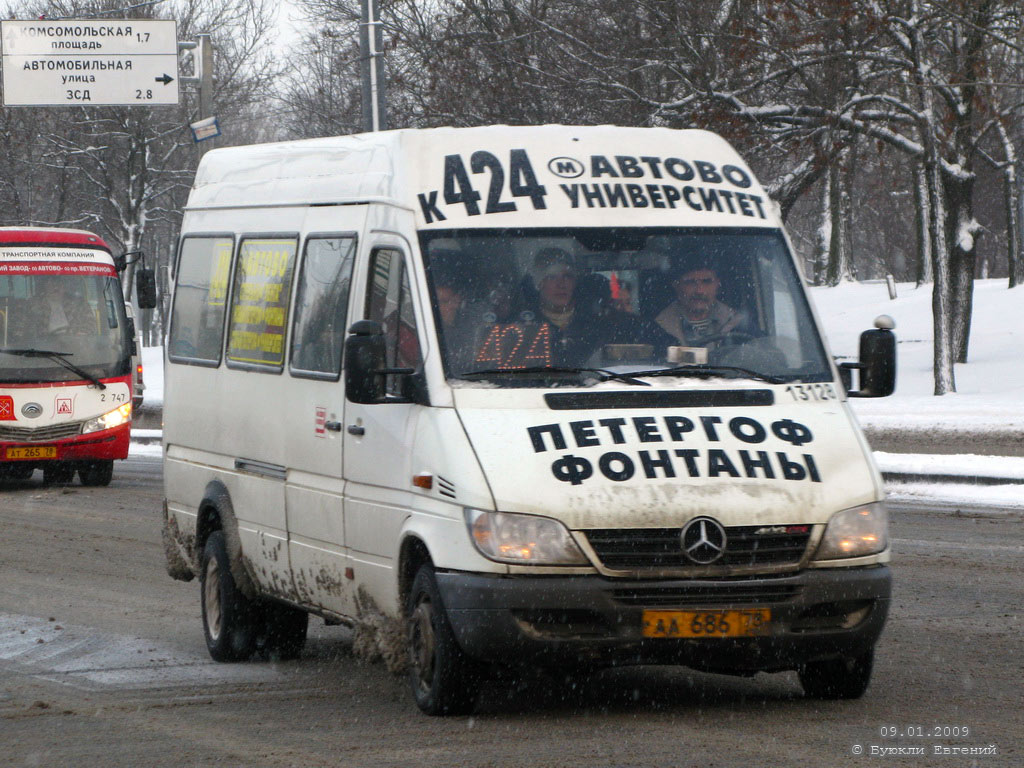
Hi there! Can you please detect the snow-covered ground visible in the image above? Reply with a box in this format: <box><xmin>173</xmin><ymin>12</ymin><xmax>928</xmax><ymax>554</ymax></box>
<box><xmin>135</xmin><ymin>278</ymin><xmax>1024</xmax><ymax>509</ymax></box>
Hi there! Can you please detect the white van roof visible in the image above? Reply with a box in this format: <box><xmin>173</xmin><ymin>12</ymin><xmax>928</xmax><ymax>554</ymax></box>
<box><xmin>187</xmin><ymin>125</ymin><xmax>778</xmax><ymax>230</ymax></box>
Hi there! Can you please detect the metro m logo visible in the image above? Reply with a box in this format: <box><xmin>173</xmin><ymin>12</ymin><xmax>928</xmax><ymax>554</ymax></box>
<box><xmin>547</xmin><ymin>156</ymin><xmax>585</xmax><ymax>179</ymax></box>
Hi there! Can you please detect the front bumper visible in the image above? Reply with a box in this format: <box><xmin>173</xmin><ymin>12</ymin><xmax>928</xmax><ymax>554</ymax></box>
<box><xmin>436</xmin><ymin>565</ymin><xmax>890</xmax><ymax>672</ymax></box>
<box><xmin>0</xmin><ymin>422</ymin><xmax>130</xmax><ymax>463</ymax></box>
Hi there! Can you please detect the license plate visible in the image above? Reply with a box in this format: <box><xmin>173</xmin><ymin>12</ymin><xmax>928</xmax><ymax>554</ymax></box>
<box><xmin>5</xmin><ymin>446</ymin><xmax>57</xmax><ymax>460</ymax></box>
<box><xmin>642</xmin><ymin>609</ymin><xmax>771</xmax><ymax>638</ymax></box>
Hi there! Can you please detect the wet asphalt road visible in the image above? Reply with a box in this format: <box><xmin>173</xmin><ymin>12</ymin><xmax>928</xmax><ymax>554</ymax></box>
<box><xmin>0</xmin><ymin>455</ymin><xmax>1021</xmax><ymax>767</ymax></box>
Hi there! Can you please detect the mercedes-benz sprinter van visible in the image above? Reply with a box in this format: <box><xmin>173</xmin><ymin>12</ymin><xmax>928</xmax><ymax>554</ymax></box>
<box><xmin>162</xmin><ymin>126</ymin><xmax>895</xmax><ymax>714</ymax></box>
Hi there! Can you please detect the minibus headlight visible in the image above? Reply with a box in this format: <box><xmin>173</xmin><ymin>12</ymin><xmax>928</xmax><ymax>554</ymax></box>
<box><xmin>464</xmin><ymin>509</ymin><xmax>589</xmax><ymax>566</ymax></box>
<box><xmin>82</xmin><ymin>403</ymin><xmax>132</xmax><ymax>434</ymax></box>
<box><xmin>815</xmin><ymin>502</ymin><xmax>889</xmax><ymax>560</ymax></box>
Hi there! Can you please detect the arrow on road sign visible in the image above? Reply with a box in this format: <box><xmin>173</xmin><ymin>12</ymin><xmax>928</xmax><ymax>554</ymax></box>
<box><xmin>155</xmin><ymin>74</ymin><xmax>174</xmax><ymax>85</ymax></box>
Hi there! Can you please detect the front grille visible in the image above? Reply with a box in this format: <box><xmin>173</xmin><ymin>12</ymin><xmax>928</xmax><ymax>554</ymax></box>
<box><xmin>585</xmin><ymin>526</ymin><xmax>811</xmax><ymax>570</ymax></box>
<box><xmin>0</xmin><ymin>422</ymin><xmax>82</xmax><ymax>442</ymax></box>
<box><xmin>612</xmin><ymin>582</ymin><xmax>802</xmax><ymax>607</ymax></box>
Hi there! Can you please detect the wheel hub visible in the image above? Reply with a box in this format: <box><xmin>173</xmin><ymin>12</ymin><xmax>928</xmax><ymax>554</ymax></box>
<box><xmin>409</xmin><ymin>596</ymin><xmax>436</xmax><ymax>694</ymax></box>
<box><xmin>204</xmin><ymin>557</ymin><xmax>223</xmax><ymax>641</ymax></box>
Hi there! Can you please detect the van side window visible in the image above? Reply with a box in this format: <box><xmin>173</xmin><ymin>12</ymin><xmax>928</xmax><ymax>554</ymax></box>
<box><xmin>226</xmin><ymin>236</ymin><xmax>298</xmax><ymax>371</ymax></box>
<box><xmin>366</xmin><ymin>248</ymin><xmax>421</xmax><ymax>394</ymax></box>
<box><xmin>290</xmin><ymin>235</ymin><xmax>357</xmax><ymax>378</ymax></box>
<box><xmin>168</xmin><ymin>236</ymin><xmax>234</xmax><ymax>364</ymax></box>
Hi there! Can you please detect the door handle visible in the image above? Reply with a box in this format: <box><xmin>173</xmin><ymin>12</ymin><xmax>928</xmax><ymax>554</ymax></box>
<box><xmin>325</xmin><ymin>421</ymin><xmax>342</xmax><ymax>432</ymax></box>
<box><xmin>347</xmin><ymin>424</ymin><xmax>365</xmax><ymax>436</ymax></box>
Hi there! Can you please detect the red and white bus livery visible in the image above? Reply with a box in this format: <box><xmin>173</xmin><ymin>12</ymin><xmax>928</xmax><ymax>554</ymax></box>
<box><xmin>1</xmin><ymin>228</ymin><xmax>137</xmax><ymax>486</ymax></box>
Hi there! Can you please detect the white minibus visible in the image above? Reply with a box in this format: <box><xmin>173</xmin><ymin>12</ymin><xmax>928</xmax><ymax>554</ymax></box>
<box><xmin>162</xmin><ymin>126</ymin><xmax>895</xmax><ymax>714</ymax></box>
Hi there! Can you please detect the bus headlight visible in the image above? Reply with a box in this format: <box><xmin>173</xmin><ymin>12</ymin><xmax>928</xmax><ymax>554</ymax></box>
<box><xmin>465</xmin><ymin>509</ymin><xmax>588</xmax><ymax>565</ymax></box>
<box><xmin>82</xmin><ymin>403</ymin><xmax>132</xmax><ymax>434</ymax></box>
<box><xmin>815</xmin><ymin>502</ymin><xmax>889</xmax><ymax>560</ymax></box>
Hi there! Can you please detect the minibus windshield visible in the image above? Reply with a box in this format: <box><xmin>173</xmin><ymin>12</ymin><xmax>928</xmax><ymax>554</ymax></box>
<box><xmin>419</xmin><ymin>228</ymin><xmax>831</xmax><ymax>386</ymax></box>
<box><xmin>0</xmin><ymin>272</ymin><xmax>130</xmax><ymax>383</ymax></box>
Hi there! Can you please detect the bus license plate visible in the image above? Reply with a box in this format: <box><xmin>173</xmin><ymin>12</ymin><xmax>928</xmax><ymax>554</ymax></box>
<box><xmin>5</xmin><ymin>446</ymin><xmax>57</xmax><ymax>460</ymax></box>
<box><xmin>642</xmin><ymin>609</ymin><xmax>771</xmax><ymax>639</ymax></box>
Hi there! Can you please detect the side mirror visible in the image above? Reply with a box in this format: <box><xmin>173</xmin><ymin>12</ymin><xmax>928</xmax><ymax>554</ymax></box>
<box><xmin>136</xmin><ymin>267</ymin><xmax>157</xmax><ymax>309</ymax></box>
<box><xmin>345</xmin><ymin>320</ymin><xmax>387</xmax><ymax>404</ymax></box>
<box><xmin>113</xmin><ymin>255</ymin><xmax>127</xmax><ymax>272</ymax></box>
<box><xmin>841</xmin><ymin>315</ymin><xmax>896</xmax><ymax>398</ymax></box>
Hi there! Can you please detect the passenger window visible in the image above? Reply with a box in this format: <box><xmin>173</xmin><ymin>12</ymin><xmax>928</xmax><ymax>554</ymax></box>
<box><xmin>366</xmin><ymin>248</ymin><xmax>421</xmax><ymax>394</ymax></box>
<box><xmin>168</xmin><ymin>236</ymin><xmax>234</xmax><ymax>363</ymax></box>
<box><xmin>290</xmin><ymin>235</ymin><xmax>357</xmax><ymax>378</ymax></box>
<box><xmin>226</xmin><ymin>236</ymin><xmax>298</xmax><ymax>371</ymax></box>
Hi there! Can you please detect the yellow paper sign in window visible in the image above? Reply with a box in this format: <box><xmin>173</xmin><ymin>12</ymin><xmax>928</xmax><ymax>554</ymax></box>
<box><xmin>227</xmin><ymin>238</ymin><xmax>297</xmax><ymax>368</ymax></box>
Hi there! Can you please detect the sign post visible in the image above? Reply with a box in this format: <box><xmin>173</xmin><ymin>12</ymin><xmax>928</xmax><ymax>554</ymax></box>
<box><xmin>1</xmin><ymin>19</ymin><xmax>178</xmax><ymax>106</ymax></box>
<box><xmin>360</xmin><ymin>0</ymin><xmax>386</xmax><ymax>132</ymax></box>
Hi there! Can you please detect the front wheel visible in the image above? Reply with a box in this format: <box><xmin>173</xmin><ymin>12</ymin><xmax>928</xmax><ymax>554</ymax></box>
<box><xmin>407</xmin><ymin>564</ymin><xmax>481</xmax><ymax>716</ymax></box>
<box><xmin>200</xmin><ymin>530</ymin><xmax>258</xmax><ymax>662</ymax></box>
<box><xmin>0</xmin><ymin>463</ymin><xmax>34</xmax><ymax>481</ymax></box>
<box><xmin>798</xmin><ymin>649</ymin><xmax>874</xmax><ymax>699</ymax></box>
<box><xmin>79</xmin><ymin>460</ymin><xmax>114</xmax><ymax>486</ymax></box>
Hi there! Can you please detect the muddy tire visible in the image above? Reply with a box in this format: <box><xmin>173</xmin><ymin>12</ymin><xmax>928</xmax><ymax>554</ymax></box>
<box><xmin>258</xmin><ymin>602</ymin><xmax>308</xmax><ymax>661</ymax></box>
<box><xmin>79</xmin><ymin>460</ymin><xmax>114</xmax><ymax>487</ymax></box>
<box><xmin>799</xmin><ymin>649</ymin><xmax>874</xmax><ymax>699</ymax></box>
<box><xmin>200</xmin><ymin>530</ymin><xmax>257</xmax><ymax>662</ymax></box>
<box><xmin>42</xmin><ymin>462</ymin><xmax>76</xmax><ymax>485</ymax></box>
<box><xmin>407</xmin><ymin>563</ymin><xmax>481</xmax><ymax>716</ymax></box>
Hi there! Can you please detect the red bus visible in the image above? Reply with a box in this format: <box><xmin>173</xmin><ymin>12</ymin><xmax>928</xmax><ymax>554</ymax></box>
<box><xmin>0</xmin><ymin>227</ymin><xmax>155</xmax><ymax>486</ymax></box>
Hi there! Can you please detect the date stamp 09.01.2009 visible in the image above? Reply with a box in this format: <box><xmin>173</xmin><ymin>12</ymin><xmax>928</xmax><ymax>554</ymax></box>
<box><xmin>850</xmin><ymin>726</ymin><xmax>1000</xmax><ymax>758</ymax></box>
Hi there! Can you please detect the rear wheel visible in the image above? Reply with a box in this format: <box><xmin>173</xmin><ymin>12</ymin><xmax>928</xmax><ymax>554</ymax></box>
<box><xmin>42</xmin><ymin>462</ymin><xmax>76</xmax><ymax>486</ymax></box>
<box><xmin>799</xmin><ymin>649</ymin><xmax>874</xmax><ymax>699</ymax></box>
<box><xmin>257</xmin><ymin>602</ymin><xmax>308</xmax><ymax>661</ymax></box>
<box><xmin>79</xmin><ymin>460</ymin><xmax>114</xmax><ymax>486</ymax></box>
<box><xmin>407</xmin><ymin>563</ymin><xmax>481</xmax><ymax>716</ymax></box>
<box><xmin>200</xmin><ymin>530</ymin><xmax>258</xmax><ymax>662</ymax></box>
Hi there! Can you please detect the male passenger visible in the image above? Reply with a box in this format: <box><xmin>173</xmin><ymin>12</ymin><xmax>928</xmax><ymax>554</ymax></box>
<box><xmin>655</xmin><ymin>257</ymin><xmax>747</xmax><ymax>346</ymax></box>
<box><xmin>530</xmin><ymin>248</ymin><xmax>671</xmax><ymax>366</ymax></box>
<box><xmin>430</xmin><ymin>260</ymin><xmax>479</xmax><ymax>374</ymax></box>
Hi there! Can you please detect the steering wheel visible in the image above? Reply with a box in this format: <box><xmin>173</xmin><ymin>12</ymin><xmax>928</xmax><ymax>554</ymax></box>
<box><xmin>700</xmin><ymin>331</ymin><xmax>756</xmax><ymax>347</ymax></box>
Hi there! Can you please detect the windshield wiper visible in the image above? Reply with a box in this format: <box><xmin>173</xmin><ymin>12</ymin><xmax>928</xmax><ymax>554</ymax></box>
<box><xmin>628</xmin><ymin>364</ymin><xmax>790</xmax><ymax>385</ymax></box>
<box><xmin>0</xmin><ymin>348</ymin><xmax>106</xmax><ymax>390</ymax></box>
<box><xmin>459</xmin><ymin>365</ymin><xmax>651</xmax><ymax>387</ymax></box>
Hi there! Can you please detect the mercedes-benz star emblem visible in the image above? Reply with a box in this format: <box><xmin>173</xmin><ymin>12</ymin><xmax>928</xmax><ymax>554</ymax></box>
<box><xmin>681</xmin><ymin>517</ymin><xmax>727</xmax><ymax>564</ymax></box>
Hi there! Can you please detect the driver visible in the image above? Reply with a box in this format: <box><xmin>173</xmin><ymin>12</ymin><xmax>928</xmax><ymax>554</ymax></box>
<box><xmin>655</xmin><ymin>257</ymin><xmax>747</xmax><ymax>346</ymax></box>
<box><xmin>35</xmin><ymin>279</ymin><xmax>95</xmax><ymax>335</ymax></box>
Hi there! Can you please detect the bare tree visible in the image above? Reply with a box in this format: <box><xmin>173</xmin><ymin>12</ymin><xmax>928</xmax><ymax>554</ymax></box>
<box><xmin>280</xmin><ymin>0</ymin><xmax>1024</xmax><ymax>394</ymax></box>
<box><xmin>2</xmin><ymin>0</ymin><xmax>278</xmax><ymax>341</ymax></box>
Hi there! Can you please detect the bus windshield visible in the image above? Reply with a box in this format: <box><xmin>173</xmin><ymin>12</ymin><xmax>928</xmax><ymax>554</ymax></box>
<box><xmin>0</xmin><ymin>272</ymin><xmax>131</xmax><ymax>383</ymax></box>
<box><xmin>418</xmin><ymin>227</ymin><xmax>831</xmax><ymax>386</ymax></box>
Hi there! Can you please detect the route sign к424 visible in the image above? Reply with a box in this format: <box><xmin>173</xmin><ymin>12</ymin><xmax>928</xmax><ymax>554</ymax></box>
<box><xmin>1</xmin><ymin>19</ymin><xmax>179</xmax><ymax>106</ymax></box>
